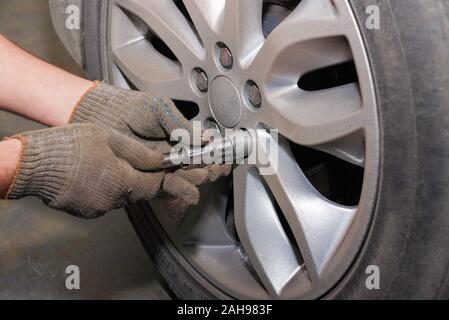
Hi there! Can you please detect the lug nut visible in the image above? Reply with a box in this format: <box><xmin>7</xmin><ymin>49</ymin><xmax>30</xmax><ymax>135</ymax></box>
<box><xmin>218</xmin><ymin>43</ymin><xmax>233</xmax><ymax>69</ymax></box>
<box><xmin>248</xmin><ymin>82</ymin><xmax>262</xmax><ymax>108</ymax></box>
<box><xmin>195</xmin><ymin>69</ymin><xmax>208</xmax><ymax>93</ymax></box>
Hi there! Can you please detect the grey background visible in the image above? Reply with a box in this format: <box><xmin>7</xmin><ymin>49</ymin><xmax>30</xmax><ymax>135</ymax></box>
<box><xmin>0</xmin><ymin>0</ymin><xmax>168</xmax><ymax>299</ymax></box>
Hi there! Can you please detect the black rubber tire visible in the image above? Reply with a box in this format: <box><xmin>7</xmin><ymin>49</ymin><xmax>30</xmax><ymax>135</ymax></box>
<box><xmin>82</xmin><ymin>0</ymin><xmax>449</xmax><ymax>299</ymax></box>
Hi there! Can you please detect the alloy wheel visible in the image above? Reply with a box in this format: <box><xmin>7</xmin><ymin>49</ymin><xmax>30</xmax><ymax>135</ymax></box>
<box><xmin>107</xmin><ymin>0</ymin><xmax>380</xmax><ymax>299</ymax></box>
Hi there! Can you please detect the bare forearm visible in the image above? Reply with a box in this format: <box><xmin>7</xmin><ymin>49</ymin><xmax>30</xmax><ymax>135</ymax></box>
<box><xmin>0</xmin><ymin>35</ymin><xmax>93</xmax><ymax>127</ymax></box>
<box><xmin>0</xmin><ymin>139</ymin><xmax>21</xmax><ymax>197</ymax></box>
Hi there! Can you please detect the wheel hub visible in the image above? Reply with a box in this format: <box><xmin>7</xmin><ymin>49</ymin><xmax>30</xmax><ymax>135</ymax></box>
<box><xmin>208</xmin><ymin>76</ymin><xmax>242</xmax><ymax>128</ymax></box>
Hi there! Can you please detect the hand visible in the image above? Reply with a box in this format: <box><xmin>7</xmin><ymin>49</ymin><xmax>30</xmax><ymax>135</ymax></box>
<box><xmin>69</xmin><ymin>82</ymin><xmax>232</xmax><ymax>202</ymax></box>
<box><xmin>70</xmin><ymin>82</ymin><xmax>194</xmax><ymax>142</ymax></box>
<box><xmin>5</xmin><ymin>124</ymin><xmax>226</xmax><ymax>219</ymax></box>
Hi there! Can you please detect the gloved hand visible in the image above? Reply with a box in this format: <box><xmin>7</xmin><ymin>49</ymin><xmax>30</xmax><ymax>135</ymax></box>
<box><xmin>69</xmin><ymin>82</ymin><xmax>194</xmax><ymax>142</ymax></box>
<box><xmin>69</xmin><ymin>81</ymin><xmax>232</xmax><ymax>201</ymax></box>
<box><xmin>5</xmin><ymin>124</ymin><xmax>227</xmax><ymax>219</ymax></box>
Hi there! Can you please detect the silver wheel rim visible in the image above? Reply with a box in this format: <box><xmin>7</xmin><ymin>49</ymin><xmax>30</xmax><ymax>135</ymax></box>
<box><xmin>107</xmin><ymin>0</ymin><xmax>379</xmax><ymax>299</ymax></box>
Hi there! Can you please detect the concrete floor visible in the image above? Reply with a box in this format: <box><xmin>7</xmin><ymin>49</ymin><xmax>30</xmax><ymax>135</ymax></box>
<box><xmin>0</xmin><ymin>0</ymin><xmax>169</xmax><ymax>299</ymax></box>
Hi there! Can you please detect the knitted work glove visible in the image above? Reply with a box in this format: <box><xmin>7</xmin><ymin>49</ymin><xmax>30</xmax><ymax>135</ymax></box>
<box><xmin>5</xmin><ymin>124</ymin><xmax>224</xmax><ymax>219</ymax></box>
<box><xmin>70</xmin><ymin>81</ymin><xmax>232</xmax><ymax>193</ymax></box>
<box><xmin>70</xmin><ymin>82</ymin><xmax>194</xmax><ymax>141</ymax></box>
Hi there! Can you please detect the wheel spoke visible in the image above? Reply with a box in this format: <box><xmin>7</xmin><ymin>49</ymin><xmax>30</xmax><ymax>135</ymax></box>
<box><xmin>112</xmin><ymin>40</ymin><xmax>179</xmax><ymax>83</ymax></box>
<box><xmin>182</xmin><ymin>0</ymin><xmax>225</xmax><ymax>36</ymax></box>
<box><xmin>258</xmin><ymin>135</ymin><xmax>357</xmax><ymax>280</ymax></box>
<box><xmin>234</xmin><ymin>165</ymin><xmax>304</xmax><ymax>298</ymax></box>
<box><xmin>175</xmin><ymin>178</ymin><xmax>237</xmax><ymax>246</ymax></box>
<box><xmin>221</xmin><ymin>0</ymin><xmax>265</xmax><ymax>67</ymax></box>
<box><xmin>315</xmin><ymin>132</ymin><xmax>366</xmax><ymax>167</ymax></box>
<box><xmin>248</xmin><ymin>0</ymin><xmax>346</xmax><ymax>78</ymax></box>
<box><xmin>110</xmin><ymin>1</ymin><xmax>202</xmax><ymax>100</ymax></box>
<box><xmin>262</xmin><ymin>83</ymin><xmax>364</xmax><ymax>147</ymax></box>
<box><xmin>112</xmin><ymin>45</ymin><xmax>197</xmax><ymax>101</ymax></box>
<box><xmin>114</xmin><ymin>0</ymin><xmax>205</xmax><ymax>64</ymax></box>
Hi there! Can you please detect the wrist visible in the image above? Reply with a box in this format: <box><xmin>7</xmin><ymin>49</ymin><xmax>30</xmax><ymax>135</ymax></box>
<box><xmin>6</xmin><ymin>129</ymin><xmax>74</xmax><ymax>201</ymax></box>
<box><xmin>67</xmin><ymin>80</ymin><xmax>103</xmax><ymax>124</ymax></box>
<box><xmin>63</xmin><ymin>80</ymin><xmax>99</xmax><ymax>125</ymax></box>
<box><xmin>69</xmin><ymin>82</ymin><xmax>144</xmax><ymax>126</ymax></box>
<box><xmin>0</xmin><ymin>138</ymin><xmax>23</xmax><ymax>198</ymax></box>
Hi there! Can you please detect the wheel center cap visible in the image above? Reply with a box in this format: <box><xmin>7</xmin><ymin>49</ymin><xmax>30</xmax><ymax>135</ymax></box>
<box><xmin>209</xmin><ymin>76</ymin><xmax>242</xmax><ymax>128</ymax></box>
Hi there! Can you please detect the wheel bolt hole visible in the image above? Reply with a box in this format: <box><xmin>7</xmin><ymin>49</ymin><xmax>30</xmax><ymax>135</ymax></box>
<box><xmin>245</xmin><ymin>80</ymin><xmax>262</xmax><ymax>109</ymax></box>
<box><xmin>216</xmin><ymin>42</ymin><xmax>233</xmax><ymax>70</ymax></box>
<box><xmin>193</xmin><ymin>68</ymin><xmax>208</xmax><ymax>93</ymax></box>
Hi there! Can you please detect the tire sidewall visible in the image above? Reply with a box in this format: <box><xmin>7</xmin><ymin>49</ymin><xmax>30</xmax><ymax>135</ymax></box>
<box><xmin>333</xmin><ymin>0</ymin><xmax>449</xmax><ymax>299</ymax></box>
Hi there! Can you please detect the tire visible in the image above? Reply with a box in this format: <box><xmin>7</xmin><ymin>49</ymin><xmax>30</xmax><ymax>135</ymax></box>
<box><xmin>82</xmin><ymin>0</ymin><xmax>449</xmax><ymax>299</ymax></box>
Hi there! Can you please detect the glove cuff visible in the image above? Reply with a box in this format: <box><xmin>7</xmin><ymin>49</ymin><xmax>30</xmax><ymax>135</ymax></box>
<box><xmin>6</xmin><ymin>129</ymin><xmax>74</xmax><ymax>203</ymax></box>
<box><xmin>70</xmin><ymin>82</ymin><xmax>144</xmax><ymax>128</ymax></box>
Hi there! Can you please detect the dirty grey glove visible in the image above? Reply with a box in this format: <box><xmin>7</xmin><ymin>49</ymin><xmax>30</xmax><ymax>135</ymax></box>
<box><xmin>5</xmin><ymin>124</ymin><xmax>217</xmax><ymax>219</ymax></box>
<box><xmin>70</xmin><ymin>82</ymin><xmax>193</xmax><ymax>141</ymax></box>
<box><xmin>70</xmin><ymin>81</ymin><xmax>232</xmax><ymax>193</ymax></box>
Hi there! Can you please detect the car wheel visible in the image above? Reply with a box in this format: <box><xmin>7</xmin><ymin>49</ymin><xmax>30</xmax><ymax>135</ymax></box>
<box><xmin>81</xmin><ymin>0</ymin><xmax>449</xmax><ymax>299</ymax></box>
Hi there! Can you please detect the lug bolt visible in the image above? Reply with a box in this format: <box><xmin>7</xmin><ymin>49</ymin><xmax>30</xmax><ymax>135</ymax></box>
<box><xmin>218</xmin><ymin>43</ymin><xmax>233</xmax><ymax>69</ymax></box>
<box><xmin>248</xmin><ymin>82</ymin><xmax>262</xmax><ymax>108</ymax></box>
<box><xmin>195</xmin><ymin>69</ymin><xmax>208</xmax><ymax>93</ymax></box>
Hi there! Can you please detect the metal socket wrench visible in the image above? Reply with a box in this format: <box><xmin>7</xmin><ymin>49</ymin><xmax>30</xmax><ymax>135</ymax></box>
<box><xmin>162</xmin><ymin>130</ymin><xmax>253</xmax><ymax>169</ymax></box>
